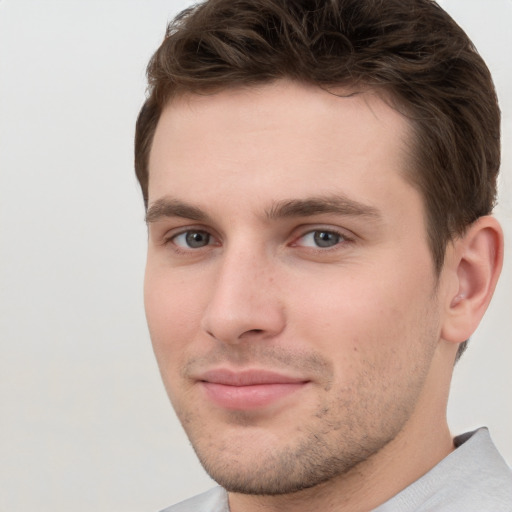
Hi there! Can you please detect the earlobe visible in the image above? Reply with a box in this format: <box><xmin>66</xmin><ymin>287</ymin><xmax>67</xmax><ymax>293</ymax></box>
<box><xmin>441</xmin><ymin>216</ymin><xmax>504</xmax><ymax>344</ymax></box>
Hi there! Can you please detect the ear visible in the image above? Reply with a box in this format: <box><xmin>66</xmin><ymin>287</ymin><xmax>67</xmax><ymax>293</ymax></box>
<box><xmin>441</xmin><ymin>216</ymin><xmax>504</xmax><ymax>344</ymax></box>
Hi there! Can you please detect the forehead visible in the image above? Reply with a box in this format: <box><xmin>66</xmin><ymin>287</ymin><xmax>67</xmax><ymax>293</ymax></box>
<box><xmin>148</xmin><ymin>80</ymin><xmax>415</xmax><ymax>213</ymax></box>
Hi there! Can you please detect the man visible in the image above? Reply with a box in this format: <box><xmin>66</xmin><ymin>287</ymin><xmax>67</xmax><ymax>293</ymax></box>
<box><xmin>135</xmin><ymin>0</ymin><xmax>512</xmax><ymax>510</ymax></box>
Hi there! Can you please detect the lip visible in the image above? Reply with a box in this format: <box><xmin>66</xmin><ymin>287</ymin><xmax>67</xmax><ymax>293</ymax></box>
<box><xmin>196</xmin><ymin>369</ymin><xmax>310</xmax><ymax>410</ymax></box>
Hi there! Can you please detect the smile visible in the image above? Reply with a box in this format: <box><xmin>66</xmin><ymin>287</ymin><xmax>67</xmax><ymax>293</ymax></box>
<box><xmin>196</xmin><ymin>369</ymin><xmax>310</xmax><ymax>410</ymax></box>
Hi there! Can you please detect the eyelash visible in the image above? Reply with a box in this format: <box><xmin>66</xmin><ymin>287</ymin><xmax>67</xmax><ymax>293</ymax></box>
<box><xmin>295</xmin><ymin>228</ymin><xmax>353</xmax><ymax>249</ymax></box>
<box><xmin>162</xmin><ymin>228</ymin><xmax>218</xmax><ymax>255</ymax></box>
<box><xmin>172</xmin><ymin>230</ymin><xmax>215</xmax><ymax>248</ymax></box>
<box><xmin>163</xmin><ymin>226</ymin><xmax>354</xmax><ymax>254</ymax></box>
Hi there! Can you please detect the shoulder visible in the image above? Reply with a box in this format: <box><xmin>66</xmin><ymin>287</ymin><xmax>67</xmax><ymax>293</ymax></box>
<box><xmin>159</xmin><ymin>487</ymin><xmax>229</xmax><ymax>512</ymax></box>
<box><xmin>446</xmin><ymin>428</ymin><xmax>512</xmax><ymax>509</ymax></box>
<box><xmin>375</xmin><ymin>428</ymin><xmax>512</xmax><ymax>511</ymax></box>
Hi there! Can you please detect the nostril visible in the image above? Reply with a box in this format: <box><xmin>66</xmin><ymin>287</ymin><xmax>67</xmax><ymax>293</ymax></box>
<box><xmin>206</xmin><ymin>327</ymin><xmax>264</xmax><ymax>342</ymax></box>
<box><xmin>239</xmin><ymin>328</ymin><xmax>265</xmax><ymax>339</ymax></box>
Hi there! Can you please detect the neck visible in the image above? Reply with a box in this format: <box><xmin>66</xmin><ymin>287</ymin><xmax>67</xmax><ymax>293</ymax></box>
<box><xmin>228</xmin><ymin>347</ymin><xmax>456</xmax><ymax>512</ymax></box>
<box><xmin>229</xmin><ymin>420</ymin><xmax>453</xmax><ymax>512</ymax></box>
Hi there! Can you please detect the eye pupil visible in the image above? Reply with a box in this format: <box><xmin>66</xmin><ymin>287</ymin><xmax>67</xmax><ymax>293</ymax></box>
<box><xmin>314</xmin><ymin>231</ymin><xmax>340</xmax><ymax>247</ymax></box>
<box><xmin>186</xmin><ymin>231</ymin><xmax>210</xmax><ymax>248</ymax></box>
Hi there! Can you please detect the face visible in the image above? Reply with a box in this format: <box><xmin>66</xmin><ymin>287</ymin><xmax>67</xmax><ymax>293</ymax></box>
<box><xmin>144</xmin><ymin>80</ymin><xmax>445</xmax><ymax>495</ymax></box>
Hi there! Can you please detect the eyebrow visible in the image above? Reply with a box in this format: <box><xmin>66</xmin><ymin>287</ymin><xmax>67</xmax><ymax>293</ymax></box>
<box><xmin>145</xmin><ymin>198</ymin><xmax>211</xmax><ymax>224</ymax></box>
<box><xmin>265</xmin><ymin>196</ymin><xmax>381</xmax><ymax>221</ymax></box>
<box><xmin>145</xmin><ymin>195</ymin><xmax>381</xmax><ymax>224</ymax></box>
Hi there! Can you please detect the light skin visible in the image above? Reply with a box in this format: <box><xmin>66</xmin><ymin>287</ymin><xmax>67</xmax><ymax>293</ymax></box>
<box><xmin>144</xmin><ymin>80</ymin><xmax>503</xmax><ymax>512</ymax></box>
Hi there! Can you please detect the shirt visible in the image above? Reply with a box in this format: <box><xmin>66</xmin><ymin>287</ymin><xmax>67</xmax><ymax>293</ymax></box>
<box><xmin>160</xmin><ymin>428</ymin><xmax>512</xmax><ymax>512</ymax></box>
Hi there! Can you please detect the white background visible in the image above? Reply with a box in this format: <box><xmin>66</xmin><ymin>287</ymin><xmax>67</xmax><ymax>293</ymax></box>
<box><xmin>0</xmin><ymin>1</ymin><xmax>510</xmax><ymax>511</ymax></box>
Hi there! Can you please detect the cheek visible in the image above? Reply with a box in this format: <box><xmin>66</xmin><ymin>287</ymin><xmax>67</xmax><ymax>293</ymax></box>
<box><xmin>144</xmin><ymin>266</ymin><xmax>205</xmax><ymax>367</ymax></box>
<box><xmin>144</xmin><ymin>269</ymin><xmax>208</xmax><ymax>410</ymax></box>
<box><xmin>289</xmin><ymin>263</ymin><xmax>437</xmax><ymax>358</ymax></box>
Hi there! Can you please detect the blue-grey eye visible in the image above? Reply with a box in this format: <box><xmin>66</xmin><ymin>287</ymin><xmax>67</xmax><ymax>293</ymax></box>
<box><xmin>314</xmin><ymin>231</ymin><xmax>341</xmax><ymax>247</ymax></box>
<box><xmin>299</xmin><ymin>230</ymin><xmax>343</xmax><ymax>248</ymax></box>
<box><xmin>174</xmin><ymin>230</ymin><xmax>211</xmax><ymax>248</ymax></box>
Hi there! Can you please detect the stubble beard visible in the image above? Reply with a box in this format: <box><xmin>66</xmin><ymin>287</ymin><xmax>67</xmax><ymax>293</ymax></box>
<box><xmin>176</xmin><ymin>366</ymin><xmax>430</xmax><ymax>496</ymax></box>
<box><xmin>196</xmin><ymin>419</ymin><xmax>392</xmax><ymax>496</ymax></box>
<box><xmin>169</xmin><ymin>314</ymin><xmax>439</xmax><ymax>497</ymax></box>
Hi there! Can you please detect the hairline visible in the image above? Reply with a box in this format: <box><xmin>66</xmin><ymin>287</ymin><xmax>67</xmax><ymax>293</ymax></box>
<box><xmin>144</xmin><ymin>78</ymin><xmax>447</xmax><ymax>275</ymax></box>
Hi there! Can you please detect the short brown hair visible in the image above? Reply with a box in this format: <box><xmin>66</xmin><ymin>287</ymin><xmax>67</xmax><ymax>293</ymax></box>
<box><xmin>135</xmin><ymin>0</ymin><xmax>501</xmax><ymax>357</ymax></box>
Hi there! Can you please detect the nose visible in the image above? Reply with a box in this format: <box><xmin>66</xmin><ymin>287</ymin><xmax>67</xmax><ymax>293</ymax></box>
<box><xmin>200</xmin><ymin>247</ymin><xmax>286</xmax><ymax>344</ymax></box>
